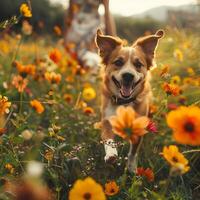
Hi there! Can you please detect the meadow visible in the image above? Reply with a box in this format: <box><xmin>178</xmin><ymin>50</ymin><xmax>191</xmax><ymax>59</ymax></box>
<box><xmin>1</xmin><ymin>4</ymin><xmax>200</xmax><ymax>200</ymax></box>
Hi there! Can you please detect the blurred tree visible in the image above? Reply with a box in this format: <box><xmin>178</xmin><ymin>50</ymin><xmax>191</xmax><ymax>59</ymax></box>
<box><xmin>115</xmin><ymin>16</ymin><xmax>164</xmax><ymax>43</ymax></box>
<box><xmin>197</xmin><ymin>0</ymin><xmax>200</xmax><ymax>13</ymax></box>
<box><xmin>0</xmin><ymin>0</ymin><xmax>65</xmax><ymax>33</ymax></box>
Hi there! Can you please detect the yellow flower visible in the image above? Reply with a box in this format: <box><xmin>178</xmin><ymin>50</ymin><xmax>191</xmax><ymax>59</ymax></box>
<box><xmin>187</xmin><ymin>67</ymin><xmax>195</xmax><ymax>76</ymax></box>
<box><xmin>56</xmin><ymin>135</ymin><xmax>66</xmax><ymax>141</ymax></box>
<box><xmin>160</xmin><ymin>64</ymin><xmax>169</xmax><ymax>77</ymax></box>
<box><xmin>166</xmin><ymin>106</ymin><xmax>200</xmax><ymax>145</ymax></box>
<box><xmin>0</xmin><ymin>41</ymin><xmax>10</xmax><ymax>54</ymax></box>
<box><xmin>183</xmin><ymin>77</ymin><xmax>193</xmax><ymax>85</ymax></box>
<box><xmin>82</xmin><ymin>87</ymin><xmax>96</xmax><ymax>101</ymax></box>
<box><xmin>69</xmin><ymin>177</ymin><xmax>106</xmax><ymax>200</ymax></box>
<box><xmin>170</xmin><ymin>75</ymin><xmax>181</xmax><ymax>85</ymax></box>
<box><xmin>30</xmin><ymin>100</ymin><xmax>44</xmax><ymax>114</ymax></box>
<box><xmin>109</xmin><ymin>106</ymin><xmax>149</xmax><ymax>143</ymax></box>
<box><xmin>104</xmin><ymin>181</ymin><xmax>119</xmax><ymax>196</ymax></box>
<box><xmin>5</xmin><ymin>163</ymin><xmax>14</xmax><ymax>174</ymax></box>
<box><xmin>0</xmin><ymin>96</ymin><xmax>11</xmax><ymax>116</ymax></box>
<box><xmin>183</xmin><ymin>78</ymin><xmax>198</xmax><ymax>86</ymax></box>
<box><xmin>161</xmin><ymin>145</ymin><xmax>190</xmax><ymax>175</ymax></box>
<box><xmin>182</xmin><ymin>41</ymin><xmax>191</xmax><ymax>49</ymax></box>
<box><xmin>20</xmin><ymin>3</ymin><xmax>32</xmax><ymax>17</ymax></box>
<box><xmin>173</xmin><ymin>49</ymin><xmax>183</xmax><ymax>62</ymax></box>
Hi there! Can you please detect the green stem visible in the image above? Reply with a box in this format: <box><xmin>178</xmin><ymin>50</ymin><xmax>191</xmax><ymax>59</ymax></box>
<box><xmin>121</xmin><ymin>167</ymin><xmax>128</xmax><ymax>189</ymax></box>
<box><xmin>163</xmin><ymin>173</ymin><xmax>171</xmax><ymax>197</ymax></box>
<box><xmin>9</xmin><ymin>140</ymin><xmax>25</xmax><ymax>173</ymax></box>
<box><xmin>182</xmin><ymin>149</ymin><xmax>200</xmax><ymax>154</ymax></box>
<box><xmin>8</xmin><ymin>34</ymin><xmax>23</xmax><ymax>82</ymax></box>
<box><xmin>19</xmin><ymin>92</ymin><xmax>23</xmax><ymax>114</ymax></box>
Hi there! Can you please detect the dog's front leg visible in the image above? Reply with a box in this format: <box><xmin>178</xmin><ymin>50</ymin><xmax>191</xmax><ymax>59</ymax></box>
<box><xmin>101</xmin><ymin>119</ymin><xmax>118</xmax><ymax>163</ymax></box>
<box><xmin>127</xmin><ymin>137</ymin><xmax>143</xmax><ymax>172</ymax></box>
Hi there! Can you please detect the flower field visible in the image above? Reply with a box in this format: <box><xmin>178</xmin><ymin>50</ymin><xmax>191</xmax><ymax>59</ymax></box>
<box><xmin>1</xmin><ymin>5</ymin><xmax>200</xmax><ymax>200</ymax></box>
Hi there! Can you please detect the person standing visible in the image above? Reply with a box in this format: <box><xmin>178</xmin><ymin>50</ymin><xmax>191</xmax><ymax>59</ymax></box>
<box><xmin>64</xmin><ymin>0</ymin><xmax>116</xmax><ymax>68</ymax></box>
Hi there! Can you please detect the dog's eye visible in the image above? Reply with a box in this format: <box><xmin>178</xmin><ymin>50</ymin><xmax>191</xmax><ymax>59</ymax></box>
<box><xmin>113</xmin><ymin>59</ymin><xmax>124</xmax><ymax>67</ymax></box>
<box><xmin>134</xmin><ymin>60</ymin><xmax>143</xmax><ymax>69</ymax></box>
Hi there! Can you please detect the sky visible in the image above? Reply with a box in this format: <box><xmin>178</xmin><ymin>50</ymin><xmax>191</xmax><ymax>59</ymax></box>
<box><xmin>51</xmin><ymin>0</ymin><xmax>196</xmax><ymax>16</ymax></box>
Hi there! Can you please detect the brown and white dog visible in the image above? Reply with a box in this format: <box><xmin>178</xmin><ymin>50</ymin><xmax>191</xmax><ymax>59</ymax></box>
<box><xmin>95</xmin><ymin>29</ymin><xmax>164</xmax><ymax>171</ymax></box>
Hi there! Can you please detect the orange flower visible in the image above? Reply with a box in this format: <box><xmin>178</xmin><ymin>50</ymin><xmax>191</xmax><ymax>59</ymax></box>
<box><xmin>65</xmin><ymin>76</ymin><xmax>74</xmax><ymax>83</ymax></box>
<box><xmin>49</xmin><ymin>49</ymin><xmax>62</xmax><ymax>64</ymax></box>
<box><xmin>136</xmin><ymin>167</ymin><xmax>154</xmax><ymax>182</ymax></box>
<box><xmin>14</xmin><ymin>61</ymin><xmax>35</xmax><ymax>76</ymax></box>
<box><xmin>0</xmin><ymin>128</ymin><xmax>7</xmax><ymax>136</ymax></box>
<box><xmin>187</xmin><ymin>67</ymin><xmax>195</xmax><ymax>76</ymax></box>
<box><xmin>72</xmin><ymin>65</ymin><xmax>86</xmax><ymax>76</ymax></box>
<box><xmin>44</xmin><ymin>150</ymin><xmax>54</xmax><ymax>161</ymax></box>
<box><xmin>109</xmin><ymin>106</ymin><xmax>149</xmax><ymax>143</ymax></box>
<box><xmin>30</xmin><ymin>100</ymin><xmax>44</xmax><ymax>114</ymax></box>
<box><xmin>64</xmin><ymin>94</ymin><xmax>73</xmax><ymax>103</ymax></box>
<box><xmin>44</xmin><ymin>72</ymin><xmax>61</xmax><ymax>84</ymax></box>
<box><xmin>162</xmin><ymin>82</ymin><xmax>181</xmax><ymax>96</ymax></box>
<box><xmin>149</xmin><ymin>104</ymin><xmax>158</xmax><ymax>115</ymax></box>
<box><xmin>53</xmin><ymin>25</ymin><xmax>62</xmax><ymax>36</ymax></box>
<box><xmin>173</xmin><ymin>49</ymin><xmax>183</xmax><ymax>62</ymax></box>
<box><xmin>0</xmin><ymin>96</ymin><xmax>11</xmax><ymax>116</ymax></box>
<box><xmin>166</xmin><ymin>106</ymin><xmax>200</xmax><ymax>145</ymax></box>
<box><xmin>83</xmin><ymin>106</ymin><xmax>94</xmax><ymax>115</ymax></box>
<box><xmin>104</xmin><ymin>181</ymin><xmax>119</xmax><ymax>196</ymax></box>
<box><xmin>12</xmin><ymin>75</ymin><xmax>28</xmax><ymax>93</ymax></box>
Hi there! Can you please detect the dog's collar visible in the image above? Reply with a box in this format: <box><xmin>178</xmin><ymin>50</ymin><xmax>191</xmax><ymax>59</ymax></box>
<box><xmin>111</xmin><ymin>95</ymin><xmax>137</xmax><ymax>105</ymax></box>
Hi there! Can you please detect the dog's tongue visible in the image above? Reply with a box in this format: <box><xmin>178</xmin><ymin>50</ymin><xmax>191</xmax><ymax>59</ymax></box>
<box><xmin>121</xmin><ymin>85</ymin><xmax>132</xmax><ymax>97</ymax></box>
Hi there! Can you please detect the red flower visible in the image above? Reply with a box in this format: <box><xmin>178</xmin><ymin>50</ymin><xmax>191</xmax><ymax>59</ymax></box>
<box><xmin>136</xmin><ymin>167</ymin><xmax>154</xmax><ymax>182</ymax></box>
<box><xmin>167</xmin><ymin>103</ymin><xmax>178</xmax><ymax>110</ymax></box>
<box><xmin>147</xmin><ymin>120</ymin><xmax>157</xmax><ymax>133</ymax></box>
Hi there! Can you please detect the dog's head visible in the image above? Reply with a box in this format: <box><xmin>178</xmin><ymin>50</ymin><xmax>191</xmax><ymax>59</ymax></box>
<box><xmin>95</xmin><ymin>29</ymin><xmax>164</xmax><ymax>99</ymax></box>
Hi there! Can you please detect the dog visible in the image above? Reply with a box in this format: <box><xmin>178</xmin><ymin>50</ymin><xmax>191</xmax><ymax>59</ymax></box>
<box><xmin>95</xmin><ymin>29</ymin><xmax>164</xmax><ymax>171</ymax></box>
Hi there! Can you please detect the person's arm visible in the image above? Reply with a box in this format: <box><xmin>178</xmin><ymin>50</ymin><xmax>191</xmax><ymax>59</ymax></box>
<box><xmin>64</xmin><ymin>0</ymin><xmax>74</xmax><ymax>45</ymax></box>
<box><xmin>102</xmin><ymin>0</ymin><xmax>116</xmax><ymax>36</ymax></box>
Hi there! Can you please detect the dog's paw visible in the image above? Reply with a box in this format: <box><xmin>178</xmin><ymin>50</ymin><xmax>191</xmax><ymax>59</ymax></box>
<box><xmin>104</xmin><ymin>154</ymin><xmax>117</xmax><ymax>164</ymax></box>
<box><xmin>104</xmin><ymin>139</ymin><xmax>118</xmax><ymax>164</ymax></box>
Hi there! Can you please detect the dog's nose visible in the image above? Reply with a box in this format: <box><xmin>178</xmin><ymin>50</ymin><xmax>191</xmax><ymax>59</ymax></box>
<box><xmin>122</xmin><ymin>73</ymin><xmax>134</xmax><ymax>85</ymax></box>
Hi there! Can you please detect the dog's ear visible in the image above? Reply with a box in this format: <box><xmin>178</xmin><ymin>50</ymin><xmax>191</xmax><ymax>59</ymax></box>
<box><xmin>134</xmin><ymin>29</ymin><xmax>164</xmax><ymax>68</ymax></box>
<box><xmin>95</xmin><ymin>29</ymin><xmax>122</xmax><ymax>64</ymax></box>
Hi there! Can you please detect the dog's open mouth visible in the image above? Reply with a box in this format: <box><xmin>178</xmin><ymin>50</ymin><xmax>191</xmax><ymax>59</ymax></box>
<box><xmin>112</xmin><ymin>76</ymin><xmax>141</xmax><ymax>99</ymax></box>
